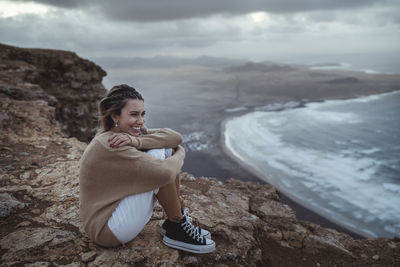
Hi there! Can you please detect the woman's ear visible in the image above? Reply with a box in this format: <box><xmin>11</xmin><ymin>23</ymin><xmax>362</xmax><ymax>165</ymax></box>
<box><xmin>111</xmin><ymin>114</ymin><xmax>119</xmax><ymax>124</ymax></box>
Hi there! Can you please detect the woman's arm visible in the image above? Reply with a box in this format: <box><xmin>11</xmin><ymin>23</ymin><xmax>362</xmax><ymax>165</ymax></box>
<box><xmin>108</xmin><ymin>128</ymin><xmax>183</xmax><ymax>149</ymax></box>
<box><xmin>113</xmin><ymin>144</ymin><xmax>186</xmax><ymax>188</ymax></box>
<box><xmin>81</xmin><ymin>139</ymin><xmax>186</xmax><ymax>203</ymax></box>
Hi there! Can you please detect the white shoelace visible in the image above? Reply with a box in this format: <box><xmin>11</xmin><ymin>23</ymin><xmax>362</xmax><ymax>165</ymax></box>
<box><xmin>182</xmin><ymin>208</ymin><xmax>203</xmax><ymax>242</ymax></box>
<box><xmin>183</xmin><ymin>208</ymin><xmax>193</xmax><ymax>222</ymax></box>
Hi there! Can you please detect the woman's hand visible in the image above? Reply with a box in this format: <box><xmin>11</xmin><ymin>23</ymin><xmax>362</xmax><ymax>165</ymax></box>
<box><xmin>108</xmin><ymin>133</ymin><xmax>132</xmax><ymax>148</ymax></box>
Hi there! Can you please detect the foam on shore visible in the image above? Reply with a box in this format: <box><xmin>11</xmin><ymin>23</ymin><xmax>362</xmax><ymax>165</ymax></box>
<box><xmin>223</xmin><ymin>91</ymin><xmax>400</xmax><ymax>238</ymax></box>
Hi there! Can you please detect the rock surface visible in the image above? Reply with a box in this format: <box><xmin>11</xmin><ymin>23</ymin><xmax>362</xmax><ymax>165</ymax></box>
<box><xmin>0</xmin><ymin>43</ymin><xmax>107</xmax><ymax>142</ymax></box>
<box><xmin>1</xmin><ymin>43</ymin><xmax>399</xmax><ymax>266</ymax></box>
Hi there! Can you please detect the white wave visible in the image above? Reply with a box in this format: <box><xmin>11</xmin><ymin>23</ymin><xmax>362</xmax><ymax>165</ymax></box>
<box><xmin>385</xmin><ymin>224</ymin><xmax>400</xmax><ymax>234</ymax></box>
<box><xmin>347</xmin><ymin>90</ymin><xmax>400</xmax><ymax>103</ymax></box>
<box><xmin>182</xmin><ymin>131</ymin><xmax>212</xmax><ymax>152</ymax></box>
<box><xmin>362</xmin><ymin>69</ymin><xmax>380</xmax><ymax>74</ymax></box>
<box><xmin>383</xmin><ymin>183</ymin><xmax>400</xmax><ymax>193</ymax></box>
<box><xmin>335</xmin><ymin>141</ymin><xmax>347</xmax><ymax>145</ymax></box>
<box><xmin>302</xmin><ymin>109</ymin><xmax>362</xmax><ymax>124</ymax></box>
<box><xmin>307</xmin><ymin>91</ymin><xmax>400</xmax><ymax>107</ymax></box>
<box><xmin>255</xmin><ymin>101</ymin><xmax>300</xmax><ymax>111</ymax></box>
<box><xmin>309</xmin><ymin>62</ymin><xmax>382</xmax><ymax>74</ymax></box>
<box><xmin>353</xmin><ymin>211</ymin><xmax>363</xmax><ymax>219</ymax></box>
<box><xmin>182</xmin><ymin>131</ymin><xmax>205</xmax><ymax>142</ymax></box>
<box><xmin>224</xmin><ymin>106</ymin><xmax>248</xmax><ymax>112</ymax></box>
<box><xmin>224</xmin><ymin>107</ymin><xmax>400</xmax><ymax>237</ymax></box>
<box><xmin>278</xmin><ymin>99</ymin><xmax>364</xmax><ymax>125</ymax></box>
<box><xmin>360</xmin><ymin>148</ymin><xmax>381</xmax><ymax>155</ymax></box>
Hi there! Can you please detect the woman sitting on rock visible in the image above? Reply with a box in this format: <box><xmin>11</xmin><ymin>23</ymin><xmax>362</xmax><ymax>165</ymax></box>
<box><xmin>79</xmin><ymin>84</ymin><xmax>215</xmax><ymax>253</ymax></box>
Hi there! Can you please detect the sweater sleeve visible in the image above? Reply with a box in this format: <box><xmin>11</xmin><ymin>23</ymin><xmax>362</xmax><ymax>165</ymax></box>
<box><xmin>127</xmin><ymin>128</ymin><xmax>183</xmax><ymax>149</ymax></box>
<box><xmin>110</xmin><ymin>144</ymin><xmax>186</xmax><ymax>188</ymax></box>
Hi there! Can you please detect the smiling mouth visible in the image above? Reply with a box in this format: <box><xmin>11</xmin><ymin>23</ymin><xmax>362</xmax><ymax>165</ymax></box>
<box><xmin>131</xmin><ymin>126</ymin><xmax>141</xmax><ymax>133</ymax></box>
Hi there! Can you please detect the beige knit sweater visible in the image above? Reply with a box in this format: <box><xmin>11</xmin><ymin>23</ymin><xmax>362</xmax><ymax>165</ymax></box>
<box><xmin>79</xmin><ymin>128</ymin><xmax>185</xmax><ymax>247</ymax></box>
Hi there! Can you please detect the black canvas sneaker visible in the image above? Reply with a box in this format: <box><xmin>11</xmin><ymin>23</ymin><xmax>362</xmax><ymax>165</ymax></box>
<box><xmin>161</xmin><ymin>208</ymin><xmax>211</xmax><ymax>239</ymax></box>
<box><xmin>162</xmin><ymin>215</ymin><xmax>215</xmax><ymax>254</ymax></box>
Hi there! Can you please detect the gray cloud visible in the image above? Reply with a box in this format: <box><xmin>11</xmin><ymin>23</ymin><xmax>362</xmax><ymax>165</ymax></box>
<box><xmin>12</xmin><ymin>0</ymin><xmax>398</xmax><ymax>22</ymax></box>
<box><xmin>375</xmin><ymin>8</ymin><xmax>400</xmax><ymax>25</ymax></box>
<box><xmin>12</xmin><ymin>0</ymin><xmax>83</xmax><ymax>8</ymax></box>
<box><xmin>0</xmin><ymin>10</ymin><xmax>241</xmax><ymax>58</ymax></box>
<box><xmin>2</xmin><ymin>0</ymin><xmax>399</xmax><ymax>66</ymax></box>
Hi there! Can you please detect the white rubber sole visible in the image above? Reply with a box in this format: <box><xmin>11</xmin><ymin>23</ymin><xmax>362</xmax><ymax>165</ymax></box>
<box><xmin>162</xmin><ymin>236</ymin><xmax>216</xmax><ymax>254</ymax></box>
<box><xmin>160</xmin><ymin>228</ymin><xmax>211</xmax><ymax>239</ymax></box>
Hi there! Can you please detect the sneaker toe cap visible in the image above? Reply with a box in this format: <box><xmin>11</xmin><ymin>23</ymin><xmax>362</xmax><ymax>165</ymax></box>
<box><xmin>201</xmin><ymin>229</ymin><xmax>210</xmax><ymax>235</ymax></box>
<box><xmin>205</xmin><ymin>238</ymin><xmax>215</xmax><ymax>246</ymax></box>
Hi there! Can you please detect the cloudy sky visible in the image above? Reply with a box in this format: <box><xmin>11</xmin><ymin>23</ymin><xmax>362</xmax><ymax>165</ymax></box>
<box><xmin>1</xmin><ymin>0</ymin><xmax>399</xmax><ymax>67</ymax></box>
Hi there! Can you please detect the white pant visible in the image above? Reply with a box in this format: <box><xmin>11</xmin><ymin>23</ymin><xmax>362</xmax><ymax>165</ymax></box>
<box><xmin>107</xmin><ymin>148</ymin><xmax>171</xmax><ymax>244</ymax></box>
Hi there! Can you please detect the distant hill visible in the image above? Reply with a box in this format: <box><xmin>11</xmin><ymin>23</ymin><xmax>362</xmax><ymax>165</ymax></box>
<box><xmin>227</xmin><ymin>61</ymin><xmax>296</xmax><ymax>72</ymax></box>
<box><xmin>94</xmin><ymin>54</ymin><xmax>245</xmax><ymax>70</ymax></box>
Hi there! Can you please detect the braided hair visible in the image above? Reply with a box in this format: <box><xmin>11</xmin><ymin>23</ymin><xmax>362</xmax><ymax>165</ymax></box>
<box><xmin>98</xmin><ymin>84</ymin><xmax>144</xmax><ymax>131</ymax></box>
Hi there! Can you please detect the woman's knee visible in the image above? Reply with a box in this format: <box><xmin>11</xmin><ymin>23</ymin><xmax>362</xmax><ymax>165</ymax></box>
<box><xmin>165</xmin><ymin>148</ymin><xmax>173</xmax><ymax>158</ymax></box>
<box><xmin>146</xmin><ymin>148</ymin><xmax>166</xmax><ymax>159</ymax></box>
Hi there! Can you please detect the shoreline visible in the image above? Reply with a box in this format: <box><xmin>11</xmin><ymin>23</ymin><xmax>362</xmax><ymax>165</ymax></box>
<box><xmin>215</xmin><ymin>90</ymin><xmax>399</xmax><ymax>239</ymax></box>
<box><xmin>217</xmin><ymin>90</ymin><xmax>400</xmax><ymax>239</ymax></box>
<box><xmin>219</xmin><ymin>114</ymin><xmax>370</xmax><ymax>239</ymax></box>
<box><xmin>220</xmin><ymin>124</ymin><xmax>368</xmax><ymax>238</ymax></box>
<box><xmin>140</xmin><ymin>63</ymin><xmax>400</xmax><ymax>240</ymax></box>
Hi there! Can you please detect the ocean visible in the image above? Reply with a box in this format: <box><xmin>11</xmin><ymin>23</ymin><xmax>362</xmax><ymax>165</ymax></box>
<box><xmin>224</xmin><ymin>90</ymin><xmax>400</xmax><ymax>238</ymax></box>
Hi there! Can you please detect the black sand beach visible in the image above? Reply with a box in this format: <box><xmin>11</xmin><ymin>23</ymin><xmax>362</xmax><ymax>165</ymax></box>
<box><xmin>102</xmin><ymin>59</ymin><xmax>400</xmax><ymax>239</ymax></box>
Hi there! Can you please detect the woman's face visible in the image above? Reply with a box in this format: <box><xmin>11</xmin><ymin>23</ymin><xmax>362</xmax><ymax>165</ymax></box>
<box><xmin>111</xmin><ymin>99</ymin><xmax>146</xmax><ymax>136</ymax></box>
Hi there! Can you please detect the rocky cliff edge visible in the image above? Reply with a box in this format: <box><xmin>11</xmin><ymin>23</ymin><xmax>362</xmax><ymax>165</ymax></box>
<box><xmin>0</xmin><ymin>43</ymin><xmax>399</xmax><ymax>266</ymax></box>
